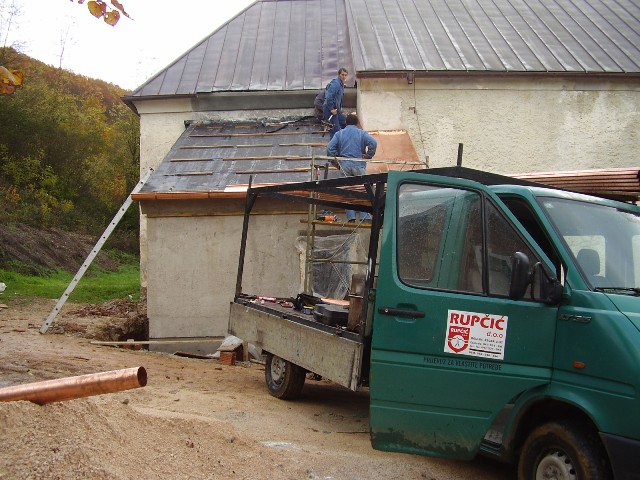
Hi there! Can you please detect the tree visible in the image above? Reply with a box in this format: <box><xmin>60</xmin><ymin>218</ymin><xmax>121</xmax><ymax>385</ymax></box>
<box><xmin>0</xmin><ymin>49</ymin><xmax>140</xmax><ymax>233</ymax></box>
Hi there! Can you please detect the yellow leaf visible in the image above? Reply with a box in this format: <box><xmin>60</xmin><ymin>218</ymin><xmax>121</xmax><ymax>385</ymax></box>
<box><xmin>103</xmin><ymin>10</ymin><xmax>120</xmax><ymax>26</ymax></box>
<box><xmin>0</xmin><ymin>66</ymin><xmax>23</xmax><ymax>87</ymax></box>
<box><xmin>10</xmin><ymin>69</ymin><xmax>23</xmax><ymax>86</ymax></box>
<box><xmin>87</xmin><ymin>0</ymin><xmax>105</xmax><ymax>18</ymax></box>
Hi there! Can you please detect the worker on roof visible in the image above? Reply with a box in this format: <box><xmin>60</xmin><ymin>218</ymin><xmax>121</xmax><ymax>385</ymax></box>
<box><xmin>327</xmin><ymin>113</ymin><xmax>377</xmax><ymax>223</ymax></box>
<box><xmin>323</xmin><ymin>68</ymin><xmax>348</xmax><ymax>139</ymax></box>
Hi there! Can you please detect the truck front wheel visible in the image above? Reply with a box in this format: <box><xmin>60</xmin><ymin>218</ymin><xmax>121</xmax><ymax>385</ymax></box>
<box><xmin>264</xmin><ymin>353</ymin><xmax>305</xmax><ymax>400</ymax></box>
<box><xmin>517</xmin><ymin>421</ymin><xmax>611</xmax><ymax>480</ymax></box>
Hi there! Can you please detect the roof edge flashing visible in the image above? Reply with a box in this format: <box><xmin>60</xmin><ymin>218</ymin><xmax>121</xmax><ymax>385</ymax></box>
<box><xmin>192</xmin><ymin>90</ymin><xmax>356</xmax><ymax>111</ymax></box>
<box><xmin>357</xmin><ymin>71</ymin><xmax>640</xmax><ymax>80</ymax></box>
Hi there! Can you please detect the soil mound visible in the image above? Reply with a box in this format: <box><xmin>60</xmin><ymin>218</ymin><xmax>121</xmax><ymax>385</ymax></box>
<box><xmin>0</xmin><ymin>223</ymin><xmax>117</xmax><ymax>274</ymax></box>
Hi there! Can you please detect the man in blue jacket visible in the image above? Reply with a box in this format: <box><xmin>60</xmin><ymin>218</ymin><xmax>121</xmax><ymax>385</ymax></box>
<box><xmin>326</xmin><ymin>113</ymin><xmax>377</xmax><ymax>222</ymax></box>
<box><xmin>323</xmin><ymin>67</ymin><xmax>348</xmax><ymax>138</ymax></box>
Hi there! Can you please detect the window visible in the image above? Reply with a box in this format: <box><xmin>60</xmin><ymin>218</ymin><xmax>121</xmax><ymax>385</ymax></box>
<box><xmin>396</xmin><ymin>183</ymin><xmax>538</xmax><ymax>297</ymax></box>
<box><xmin>486</xmin><ymin>202</ymin><xmax>536</xmax><ymax>296</ymax></box>
<box><xmin>396</xmin><ymin>185</ymin><xmax>449</xmax><ymax>285</ymax></box>
<box><xmin>540</xmin><ymin>197</ymin><xmax>640</xmax><ymax>289</ymax></box>
<box><xmin>397</xmin><ymin>183</ymin><xmax>481</xmax><ymax>292</ymax></box>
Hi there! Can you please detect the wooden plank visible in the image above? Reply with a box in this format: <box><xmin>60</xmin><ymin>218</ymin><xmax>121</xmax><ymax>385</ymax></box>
<box><xmin>190</xmin><ymin>131</ymin><xmax>325</xmax><ymax>137</ymax></box>
<box><xmin>179</xmin><ymin>144</ymin><xmax>273</xmax><ymax>149</ymax></box>
<box><xmin>517</xmin><ymin>168</ymin><xmax>639</xmax><ymax>178</ymax></box>
<box><xmin>236</xmin><ymin>168</ymin><xmax>313</xmax><ymax>174</ymax></box>
<box><xmin>90</xmin><ymin>339</ymin><xmax>223</xmax><ymax>345</ymax></box>
<box><xmin>223</xmin><ymin>156</ymin><xmax>313</xmax><ymax>161</ymax></box>
<box><xmin>514</xmin><ymin>168</ymin><xmax>639</xmax><ymax>201</ymax></box>
<box><xmin>170</xmin><ymin>157</ymin><xmax>212</xmax><ymax>162</ymax></box>
<box><xmin>173</xmin><ymin>352</ymin><xmax>216</xmax><ymax>359</ymax></box>
<box><xmin>279</xmin><ymin>143</ymin><xmax>326</xmax><ymax>147</ymax></box>
<box><xmin>164</xmin><ymin>172</ymin><xmax>212</xmax><ymax>176</ymax></box>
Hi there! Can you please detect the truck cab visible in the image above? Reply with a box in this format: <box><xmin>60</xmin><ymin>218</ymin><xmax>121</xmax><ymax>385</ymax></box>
<box><xmin>371</xmin><ymin>171</ymin><xmax>640</xmax><ymax>479</ymax></box>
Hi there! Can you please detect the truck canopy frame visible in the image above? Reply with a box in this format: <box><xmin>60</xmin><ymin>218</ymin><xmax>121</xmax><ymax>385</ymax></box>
<box><xmin>233</xmin><ymin>166</ymin><xmax>550</xmax><ymax>342</ymax></box>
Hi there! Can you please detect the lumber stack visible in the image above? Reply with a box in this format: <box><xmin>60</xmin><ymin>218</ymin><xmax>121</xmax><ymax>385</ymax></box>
<box><xmin>515</xmin><ymin>168</ymin><xmax>640</xmax><ymax>203</ymax></box>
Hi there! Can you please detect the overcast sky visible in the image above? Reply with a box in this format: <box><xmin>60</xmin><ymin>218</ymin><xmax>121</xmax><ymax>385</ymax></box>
<box><xmin>3</xmin><ymin>0</ymin><xmax>256</xmax><ymax>91</ymax></box>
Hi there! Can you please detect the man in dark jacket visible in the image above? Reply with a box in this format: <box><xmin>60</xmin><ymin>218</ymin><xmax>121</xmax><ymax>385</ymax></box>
<box><xmin>314</xmin><ymin>89</ymin><xmax>325</xmax><ymax>120</ymax></box>
<box><xmin>323</xmin><ymin>67</ymin><xmax>348</xmax><ymax>138</ymax></box>
<box><xmin>326</xmin><ymin>113</ymin><xmax>377</xmax><ymax>222</ymax></box>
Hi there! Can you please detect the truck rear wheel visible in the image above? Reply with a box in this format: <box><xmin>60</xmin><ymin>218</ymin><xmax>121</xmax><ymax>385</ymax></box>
<box><xmin>517</xmin><ymin>421</ymin><xmax>611</xmax><ymax>480</ymax></box>
<box><xmin>264</xmin><ymin>353</ymin><xmax>305</xmax><ymax>400</ymax></box>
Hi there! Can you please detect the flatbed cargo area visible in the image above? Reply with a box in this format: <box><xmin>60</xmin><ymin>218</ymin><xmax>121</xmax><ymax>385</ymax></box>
<box><xmin>229</xmin><ymin>300</ymin><xmax>364</xmax><ymax>390</ymax></box>
<box><xmin>233</xmin><ymin>297</ymin><xmax>361</xmax><ymax>342</ymax></box>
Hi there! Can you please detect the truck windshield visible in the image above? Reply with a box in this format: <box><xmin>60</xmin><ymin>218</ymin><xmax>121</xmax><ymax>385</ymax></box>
<box><xmin>539</xmin><ymin>197</ymin><xmax>640</xmax><ymax>291</ymax></box>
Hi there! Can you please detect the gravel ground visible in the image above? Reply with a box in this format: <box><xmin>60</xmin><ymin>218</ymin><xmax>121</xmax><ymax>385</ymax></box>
<box><xmin>0</xmin><ymin>296</ymin><xmax>516</xmax><ymax>480</ymax></box>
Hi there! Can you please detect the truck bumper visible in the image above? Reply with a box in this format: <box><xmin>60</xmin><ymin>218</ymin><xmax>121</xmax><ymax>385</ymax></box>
<box><xmin>601</xmin><ymin>432</ymin><xmax>640</xmax><ymax>480</ymax></box>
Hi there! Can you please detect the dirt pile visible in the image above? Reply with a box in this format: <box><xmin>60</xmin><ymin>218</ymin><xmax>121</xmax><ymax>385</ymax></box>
<box><xmin>51</xmin><ymin>298</ymin><xmax>149</xmax><ymax>341</ymax></box>
<box><xmin>0</xmin><ymin>298</ymin><xmax>515</xmax><ymax>480</ymax></box>
<box><xmin>0</xmin><ymin>223</ymin><xmax>118</xmax><ymax>274</ymax></box>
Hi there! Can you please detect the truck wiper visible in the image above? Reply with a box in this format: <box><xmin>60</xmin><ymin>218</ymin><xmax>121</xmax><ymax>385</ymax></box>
<box><xmin>594</xmin><ymin>287</ymin><xmax>640</xmax><ymax>296</ymax></box>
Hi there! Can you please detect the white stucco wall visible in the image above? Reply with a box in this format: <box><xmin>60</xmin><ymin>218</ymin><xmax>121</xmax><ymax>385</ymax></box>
<box><xmin>146</xmin><ymin>213</ymin><xmax>307</xmax><ymax>339</ymax></box>
<box><xmin>357</xmin><ymin>76</ymin><xmax>640</xmax><ymax>174</ymax></box>
<box><xmin>134</xmin><ymin>100</ymin><xmax>313</xmax><ymax>290</ymax></box>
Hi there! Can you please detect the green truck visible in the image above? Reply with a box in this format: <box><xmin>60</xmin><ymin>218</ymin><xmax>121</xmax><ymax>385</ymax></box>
<box><xmin>228</xmin><ymin>167</ymin><xmax>640</xmax><ymax>480</ymax></box>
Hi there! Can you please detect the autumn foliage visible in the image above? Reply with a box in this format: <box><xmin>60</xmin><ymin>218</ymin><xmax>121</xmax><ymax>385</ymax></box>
<box><xmin>0</xmin><ymin>48</ymin><xmax>140</xmax><ymax>235</ymax></box>
<box><xmin>72</xmin><ymin>0</ymin><xmax>132</xmax><ymax>26</ymax></box>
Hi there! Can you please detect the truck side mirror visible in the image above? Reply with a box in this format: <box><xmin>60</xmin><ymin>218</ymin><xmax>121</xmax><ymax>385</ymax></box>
<box><xmin>533</xmin><ymin>262</ymin><xmax>564</xmax><ymax>305</ymax></box>
<box><xmin>509</xmin><ymin>251</ymin><xmax>532</xmax><ymax>300</ymax></box>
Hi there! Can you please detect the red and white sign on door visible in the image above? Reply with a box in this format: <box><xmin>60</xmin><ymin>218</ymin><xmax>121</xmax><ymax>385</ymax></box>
<box><xmin>444</xmin><ymin>310</ymin><xmax>509</xmax><ymax>360</ymax></box>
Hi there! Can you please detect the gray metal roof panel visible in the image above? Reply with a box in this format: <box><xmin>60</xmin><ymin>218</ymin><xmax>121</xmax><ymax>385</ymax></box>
<box><xmin>126</xmin><ymin>0</ymin><xmax>640</xmax><ymax>100</ymax></box>
<box><xmin>571</xmin><ymin>0</ymin><xmax>640</xmax><ymax>71</ymax></box>
<box><xmin>127</xmin><ymin>0</ymin><xmax>355</xmax><ymax>98</ymax></box>
<box><xmin>345</xmin><ymin>0</ymin><xmax>640</xmax><ymax>75</ymax></box>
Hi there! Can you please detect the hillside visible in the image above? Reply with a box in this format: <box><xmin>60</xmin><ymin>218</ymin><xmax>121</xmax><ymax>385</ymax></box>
<box><xmin>1</xmin><ymin>47</ymin><xmax>129</xmax><ymax>104</ymax></box>
<box><xmin>0</xmin><ymin>47</ymin><xmax>140</xmax><ymax>239</ymax></box>
<box><xmin>0</xmin><ymin>223</ymin><xmax>119</xmax><ymax>274</ymax></box>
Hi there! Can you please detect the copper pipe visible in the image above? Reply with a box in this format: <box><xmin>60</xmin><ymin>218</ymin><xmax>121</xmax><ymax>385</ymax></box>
<box><xmin>0</xmin><ymin>367</ymin><xmax>147</xmax><ymax>405</ymax></box>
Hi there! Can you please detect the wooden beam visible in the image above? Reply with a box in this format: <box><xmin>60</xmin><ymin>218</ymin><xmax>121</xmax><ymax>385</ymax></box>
<box><xmin>170</xmin><ymin>157</ymin><xmax>212</xmax><ymax>162</ymax></box>
<box><xmin>164</xmin><ymin>171</ymin><xmax>212</xmax><ymax>176</ymax></box>
<box><xmin>223</xmin><ymin>156</ymin><xmax>313</xmax><ymax>161</ymax></box>
<box><xmin>90</xmin><ymin>339</ymin><xmax>223</xmax><ymax>346</ymax></box>
<box><xmin>279</xmin><ymin>143</ymin><xmax>326</xmax><ymax>147</ymax></box>
<box><xmin>236</xmin><ymin>168</ymin><xmax>313</xmax><ymax>174</ymax></box>
<box><xmin>190</xmin><ymin>131</ymin><xmax>325</xmax><ymax>137</ymax></box>
<box><xmin>179</xmin><ymin>144</ymin><xmax>273</xmax><ymax>149</ymax></box>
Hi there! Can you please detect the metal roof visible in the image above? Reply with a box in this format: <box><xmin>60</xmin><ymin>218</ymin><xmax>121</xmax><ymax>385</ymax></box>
<box><xmin>345</xmin><ymin>0</ymin><xmax>640</xmax><ymax>74</ymax></box>
<box><xmin>125</xmin><ymin>0</ymin><xmax>640</xmax><ymax>101</ymax></box>
<box><xmin>126</xmin><ymin>0</ymin><xmax>354</xmax><ymax>98</ymax></box>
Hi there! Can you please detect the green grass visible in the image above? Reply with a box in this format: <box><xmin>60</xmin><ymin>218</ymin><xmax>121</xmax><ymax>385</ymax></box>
<box><xmin>0</xmin><ymin>258</ymin><xmax>141</xmax><ymax>304</ymax></box>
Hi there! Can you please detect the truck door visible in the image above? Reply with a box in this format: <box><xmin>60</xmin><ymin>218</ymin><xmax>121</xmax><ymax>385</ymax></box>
<box><xmin>370</xmin><ymin>172</ymin><xmax>559</xmax><ymax>459</ymax></box>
